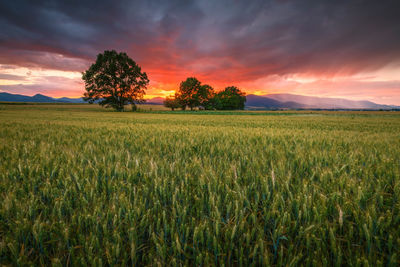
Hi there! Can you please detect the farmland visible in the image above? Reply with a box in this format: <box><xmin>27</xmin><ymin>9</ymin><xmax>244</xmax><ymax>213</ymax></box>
<box><xmin>0</xmin><ymin>104</ymin><xmax>399</xmax><ymax>266</ymax></box>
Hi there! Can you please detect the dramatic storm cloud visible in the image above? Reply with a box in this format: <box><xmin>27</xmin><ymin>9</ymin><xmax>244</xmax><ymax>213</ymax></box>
<box><xmin>1</xmin><ymin>0</ymin><xmax>400</xmax><ymax>104</ymax></box>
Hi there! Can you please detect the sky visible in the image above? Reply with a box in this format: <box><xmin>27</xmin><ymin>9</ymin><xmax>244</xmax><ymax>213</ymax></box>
<box><xmin>1</xmin><ymin>0</ymin><xmax>400</xmax><ymax>105</ymax></box>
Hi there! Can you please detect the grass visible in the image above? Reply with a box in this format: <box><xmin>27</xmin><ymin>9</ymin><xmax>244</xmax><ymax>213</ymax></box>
<box><xmin>0</xmin><ymin>104</ymin><xmax>399</xmax><ymax>266</ymax></box>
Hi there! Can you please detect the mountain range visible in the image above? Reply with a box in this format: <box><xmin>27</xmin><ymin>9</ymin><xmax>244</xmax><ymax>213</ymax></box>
<box><xmin>245</xmin><ymin>94</ymin><xmax>399</xmax><ymax>110</ymax></box>
<box><xmin>0</xmin><ymin>92</ymin><xmax>398</xmax><ymax>110</ymax></box>
<box><xmin>0</xmin><ymin>92</ymin><xmax>85</xmax><ymax>103</ymax></box>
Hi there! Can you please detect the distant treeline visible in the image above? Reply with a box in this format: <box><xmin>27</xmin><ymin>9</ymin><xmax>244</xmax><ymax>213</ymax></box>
<box><xmin>164</xmin><ymin>77</ymin><xmax>246</xmax><ymax>111</ymax></box>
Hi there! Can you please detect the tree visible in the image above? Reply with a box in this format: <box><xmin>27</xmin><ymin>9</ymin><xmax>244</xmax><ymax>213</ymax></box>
<box><xmin>214</xmin><ymin>86</ymin><xmax>246</xmax><ymax>110</ymax></box>
<box><xmin>175</xmin><ymin>77</ymin><xmax>202</xmax><ymax>110</ymax></box>
<box><xmin>82</xmin><ymin>50</ymin><xmax>149</xmax><ymax>111</ymax></box>
<box><xmin>198</xmin><ymin>84</ymin><xmax>215</xmax><ymax>110</ymax></box>
<box><xmin>163</xmin><ymin>96</ymin><xmax>180</xmax><ymax>111</ymax></box>
<box><xmin>174</xmin><ymin>78</ymin><xmax>246</xmax><ymax>110</ymax></box>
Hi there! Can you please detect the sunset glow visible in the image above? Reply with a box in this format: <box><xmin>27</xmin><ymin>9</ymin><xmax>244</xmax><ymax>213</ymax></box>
<box><xmin>1</xmin><ymin>1</ymin><xmax>400</xmax><ymax>104</ymax></box>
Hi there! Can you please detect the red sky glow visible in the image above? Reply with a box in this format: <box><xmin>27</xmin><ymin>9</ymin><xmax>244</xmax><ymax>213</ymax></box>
<box><xmin>1</xmin><ymin>0</ymin><xmax>400</xmax><ymax>105</ymax></box>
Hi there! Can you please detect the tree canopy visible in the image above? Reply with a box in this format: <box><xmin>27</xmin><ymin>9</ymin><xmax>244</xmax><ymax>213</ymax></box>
<box><xmin>82</xmin><ymin>50</ymin><xmax>149</xmax><ymax>111</ymax></box>
<box><xmin>198</xmin><ymin>84</ymin><xmax>215</xmax><ymax>110</ymax></box>
<box><xmin>164</xmin><ymin>77</ymin><xmax>246</xmax><ymax>111</ymax></box>
<box><xmin>163</xmin><ymin>97</ymin><xmax>180</xmax><ymax>111</ymax></box>
<box><xmin>174</xmin><ymin>77</ymin><xmax>203</xmax><ymax>110</ymax></box>
<box><xmin>214</xmin><ymin>86</ymin><xmax>246</xmax><ymax>110</ymax></box>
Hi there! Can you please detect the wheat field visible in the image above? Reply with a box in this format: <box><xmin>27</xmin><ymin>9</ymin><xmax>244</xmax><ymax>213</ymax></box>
<box><xmin>0</xmin><ymin>104</ymin><xmax>399</xmax><ymax>266</ymax></box>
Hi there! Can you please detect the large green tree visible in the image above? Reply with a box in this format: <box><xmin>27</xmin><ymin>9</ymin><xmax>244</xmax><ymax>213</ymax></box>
<box><xmin>214</xmin><ymin>86</ymin><xmax>246</xmax><ymax>110</ymax></box>
<box><xmin>82</xmin><ymin>50</ymin><xmax>149</xmax><ymax>111</ymax></box>
<box><xmin>175</xmin><ymin>77</ymin><xmax>202</xmax><ymax>110</ymax></box>
<box><xmin>175</xmin><ymin>78</ymin><xmax>216</xmax><ymax>110</ymax></box>
<box><xmin>198</xmin><ymin>84</ymin><xmax>215</xmax><ymax>110</ymax></box>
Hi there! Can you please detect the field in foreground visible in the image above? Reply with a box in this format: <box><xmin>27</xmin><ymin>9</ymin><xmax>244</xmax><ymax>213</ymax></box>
<box><xmin>0</xmin><ymin>104</ymin><xmax>399</xmax><ymax>266</ymax></box>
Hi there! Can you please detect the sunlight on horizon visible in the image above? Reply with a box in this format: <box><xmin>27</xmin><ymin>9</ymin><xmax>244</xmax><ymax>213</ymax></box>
<box><xmin>1</xmin><ymin>63</ymin><xmax>400</xmax><ymax>105</ymax></box>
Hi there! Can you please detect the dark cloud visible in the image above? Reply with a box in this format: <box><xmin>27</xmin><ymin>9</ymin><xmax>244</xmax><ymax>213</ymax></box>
<box><xmin>0</xmin><ymin>49</ymin><xmax>90</xmax><ymax>71</ymax></box>
<box><xmin>0</xmin><ymin>0</ymin><xmax>400</xmax><ymax>81</ymax></box>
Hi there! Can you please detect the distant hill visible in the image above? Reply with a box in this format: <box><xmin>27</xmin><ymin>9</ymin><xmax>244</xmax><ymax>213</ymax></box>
<box><xmin>56</xmin><ymin>97</ymin><xmax>85</xmax><ymax>103</ymax></box>
<box><xmin>266</xmin><ymin>94</ymin><xmax>397</xmax><ymax>109</ymax></box>
<box><xmin>1</xmin><ymin>92</ymin><xmax>398</xmax><ymax>109</ymax></box>
<box><xmin>245</xmin><ymin>95</ymin><xmax>311</xmax><ymax>109</ymax></box>
<box><xmin>0</xmin><ymin>92</ymin><xmax>65</xmax><ymax>103</ymax></box>
<box><xmin>246</xmin><ymin>94</ymin><xmax>398</xmax><ymax>110</ymax></box>
<box><xmin>31</xmin><ymin>94</ymin><xmax>59</xmax><ymax>102</ymax></box>
<box><xmin>0</xmin><ymin>92</ymin><xmax>165</xmax><ymax>105</ymax></box>
<box><xmin>145</xmin><ymin>97</ymin><xmax>164</xmax><ymax>105</ymax></box>
<box><xmin>0</xmin><ymin>92</ymin><xmax>87</xmax><ymax>103</ymax></box>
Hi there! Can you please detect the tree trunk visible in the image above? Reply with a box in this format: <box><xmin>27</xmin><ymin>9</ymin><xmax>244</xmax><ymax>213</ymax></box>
<box><xmin>117</xmin><ymin>103</ymin><xmax>124</xmax><ymax>112</ymax></box>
